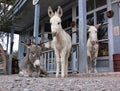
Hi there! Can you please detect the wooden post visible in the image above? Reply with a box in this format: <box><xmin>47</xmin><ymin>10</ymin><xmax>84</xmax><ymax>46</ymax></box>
<box><xmin>8</xmin><ymin>24</ymin><xmax>14</xmax><ymax>74</ymax></box>
<box><xmin>78</xmin><ymin>0</ymin><xmax>87</xmax><ymax>73</ymax></box>
<box><xmin>33</xmin><ymin>1</ymin><xmax>40</xmax><ymax>44</ymax></box>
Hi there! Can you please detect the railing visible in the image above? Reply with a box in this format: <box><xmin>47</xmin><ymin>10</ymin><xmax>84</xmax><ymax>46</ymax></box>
<box><xmin>41</xmin><ymin>43</ymin><xmax>79</xmax><ymax>73</ymax></box>
<box><xmin>42</xmin><ymin>49</ymin><xmax>56</xmax><ymax>73</ymax></box>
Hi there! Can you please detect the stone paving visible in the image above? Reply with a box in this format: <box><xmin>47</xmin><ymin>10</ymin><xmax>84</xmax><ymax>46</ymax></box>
<box><xmin>0</xmin><ymin>72</ymin><xmax>120</xmax><ymax>91</ymax></box>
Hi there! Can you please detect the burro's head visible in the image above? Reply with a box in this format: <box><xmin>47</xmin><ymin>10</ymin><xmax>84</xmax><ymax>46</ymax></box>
<box><xmin>48</xmin><ymin>6</ymin><xmax>63</xmax><ymax>37</ymax></box>
<box><xmin>87</xmin><ymin>24</ymin><xmax>101</xmax><ymax>45</ymax></box>
<box><xmin>21</xmin><ymin>41</ymin><xmax>44</xmax><ymax>67</ymax></box>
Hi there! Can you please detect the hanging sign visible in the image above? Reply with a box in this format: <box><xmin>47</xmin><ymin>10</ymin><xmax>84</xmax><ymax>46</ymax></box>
<box><xmin>33</xmin><ymin>0</ymin><xmax>39</xmax><ymax>5</ymax></box>
<box><xmin>106</xmin><ymin>10</ymin><xmax>114</xmax><ymax>18</ymax></box>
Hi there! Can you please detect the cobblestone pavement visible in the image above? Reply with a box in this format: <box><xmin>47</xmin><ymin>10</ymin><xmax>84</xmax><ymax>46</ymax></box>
<box><xmin>0</xmin><ymin>72</ymin><xmax>120</xmax><ymax>91</ymax></box>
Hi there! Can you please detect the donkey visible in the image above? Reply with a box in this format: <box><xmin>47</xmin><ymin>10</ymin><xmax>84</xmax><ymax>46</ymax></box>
<box><xmin>48</xmin><ymin>6</ymin><xmax>72</xmax><ymax>78</ymax></box>
<box><xmin>87</xmin><ymin>24</ymin><xmax>101</xmax><ymax>73</ymax></box>
<box><xmin>19</xmin><ymin>42</ymin><xmax>46</xmax><ymax>77</ymax></box>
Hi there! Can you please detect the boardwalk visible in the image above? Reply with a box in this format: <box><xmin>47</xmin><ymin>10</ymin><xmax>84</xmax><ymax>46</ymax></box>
<box><xmin>0</xmin><ymin>72</ymin><xmax>120</xmax><ymax>91</ymax></box>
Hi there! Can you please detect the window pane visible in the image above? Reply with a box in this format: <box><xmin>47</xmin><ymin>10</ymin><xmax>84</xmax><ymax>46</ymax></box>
<box><xmin>96</xmin><ymin>8</ymin><xmax>107</xmax><ymax>24</ymax></box>
<box><xmin>87</xmin><ymin>13</ymin><xmax>94</xmax><ymax>25</ymax></box>
<box><xmin>87</xmin><ymin>0</ymin><xmax>94</xmax><ymax>12</ymax></box>
<box><xmin>98</xmin><ymin>42</ymin><xmax>109</xmax><ymax>57</ymax></box>
<box><xmin>98</xmin><ymin>25</ymin><xmax>108</xmax><ymax>40</ymax></box>
<box><xmin>95</xmin><ymin>0</ymin><xmax>107</xmax><ymax>8</ymax></box>
<box><xmin>98</xmin><ymin>26</ymin><xmax>109</xmax><ymax>57</ymax></box>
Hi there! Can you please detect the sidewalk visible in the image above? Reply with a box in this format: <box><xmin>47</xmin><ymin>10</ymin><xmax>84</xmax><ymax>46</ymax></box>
<box><xmin>0</xmin><ymin>72</ymin><xmax>120</xmax><ymax>91</ymax></box>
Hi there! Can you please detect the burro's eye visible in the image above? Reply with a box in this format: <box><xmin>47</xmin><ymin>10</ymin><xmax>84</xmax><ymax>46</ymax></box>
<box><xmin>58</xmin><ymin>22</ymin><xmax>61</xmax><ymax>25</ymax></box>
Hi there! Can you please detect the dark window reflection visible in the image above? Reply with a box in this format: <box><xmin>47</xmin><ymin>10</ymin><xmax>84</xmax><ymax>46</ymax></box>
<box><xmin>98</xmin><ymin>25</ymin><xmax>108</xmax><ymax>40</ymax></box>
<box><xmin>97</xmin><ymin>8</ymin><xmax>108</xmax><ymax>40</ymax></box>
<box><xmin>98</xmin><ymin>42</ymin><xmax>109</xmax><ymax>57</ymax></box>
<box><xmin>95</xmin><ymin>0</ymin><xmax>107</xmax><ymax>8</ymax></box>
<box><xmin>97</xmin><ymin>8</ymin><xmax>108</xmax><ymax>57</ymax></box>
<box><xmin>87</xmin><ymin>13</ymin><xmax>94</xmax><ymax>25</ymax></box>
<box><xmin>87</xmin><ymin>0</ymin><xmax>94</xmax><ymax>12</ymax></box>
<box><xmin>98</xmin><ymin>25</ymin><xmax>108</xmax><ymax>57</ymax></box>
<box><xmin>87</xmin><ymin>0</ymin><xmax>107</xmax><ymax>12</ymax></box>
<box><xmin>97</xmin><ymin>8</ymin><xmax>107</xmax><ymax>24</ymax></box>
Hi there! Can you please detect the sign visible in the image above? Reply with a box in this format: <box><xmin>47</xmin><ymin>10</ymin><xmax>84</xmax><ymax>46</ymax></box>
<box><xmin>114</xmin><ymin>26</ymin><xmax>120</xmax><ymax>36</ymax></box>
<box><xmin>33</xmin><ymin>0</ymin><xmax>39</xmax><ymax>5</ymax></box>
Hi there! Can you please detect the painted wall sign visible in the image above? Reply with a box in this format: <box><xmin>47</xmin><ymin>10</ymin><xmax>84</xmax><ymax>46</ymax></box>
<box><xmin>114</xmin><ymin>26</ymin><xmax>120</xmax><ymax>36</ymax></box>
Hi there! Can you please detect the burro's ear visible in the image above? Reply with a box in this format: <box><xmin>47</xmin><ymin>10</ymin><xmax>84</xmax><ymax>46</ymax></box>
<box><xmin>21</xmin><ymin>41</ymin><xmax>31</xmax><ymax>48</ymax></box>
<box><xmin>57</xmin><ymin>6</ymin><xmax>63</xmax><ymax>17</ymax></box>
<box><xmin>95</xmin><ymin>24</ymin><xmax>101</xmax><ymax>29</ymax></box>
<box><xmin>48</xmin><ymin>6</ymin><xmax>54</xmax><ymax>18</ymax></box>
<box><xmin>86</xmin><ymin>25</ymin><xmax>90</xmax><ymax>30</ymax></box>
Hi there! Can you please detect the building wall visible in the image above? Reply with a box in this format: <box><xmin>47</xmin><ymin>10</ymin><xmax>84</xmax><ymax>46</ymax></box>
<box><xmin>17</xmin><ymin>0</ymin><xmax>120</xmax><ymax>73</ymax></box>
<box><xmin>112</xmin><ymin>2</ymin><xmax>120</xmax><ymax>54</ymax></box>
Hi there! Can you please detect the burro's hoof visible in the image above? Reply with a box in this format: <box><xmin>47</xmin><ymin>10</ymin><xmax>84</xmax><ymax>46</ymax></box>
<box><xmin>18</xmin><ymin>72</ymin><xmax>29</xmax><ymax>77</ymax></box>
<box><xmin>31</xmin><ymin>72</ymin><xmax>39</xmax><ymax>78</ymax></box>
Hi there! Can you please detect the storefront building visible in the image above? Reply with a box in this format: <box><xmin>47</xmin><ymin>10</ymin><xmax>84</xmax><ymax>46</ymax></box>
<box><xmin>8</xmin><ymin>0</ymin><xmax>120</xmax><ymax>74</ymax></box>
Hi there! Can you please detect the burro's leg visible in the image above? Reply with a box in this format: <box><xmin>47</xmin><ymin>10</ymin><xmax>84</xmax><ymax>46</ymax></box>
<box><xmin>65</xmin><ymin>57</ymin><xmax>68</xmax><ymax>77</ymax></box>
<box><xmin>87</xmin><ymin>56</ymin><xmax>92</xmax><ymax>73</ymax></box>
<box><xmin>93</xmin><ymin>51</ymin><xmax>98</xmax><ymax>73</ymax></box>
<box><xmin>87</xmin><ymin>50</ymin><xmax>92</xmax><ymax>73</ymax></box>
<box><xmin>61</xmin><ymin>50</ymin><xmax>66</xmax><ymax>78</ymax></box>
<box><xmin>55</xmin><ymin>50</ymin><xmax>60</xmax><ymax>78</ymax></box>
<box><xmin>65</xmin><ymin>50</ymin><xmax>70</xmax><ymax>77</ymax></box>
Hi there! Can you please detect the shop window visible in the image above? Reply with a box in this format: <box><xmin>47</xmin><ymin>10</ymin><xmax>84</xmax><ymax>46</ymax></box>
<box><xmin>87</xmin><ymin>0</ymin><xmax>94</xmax><ymax>12</ymax></box>
<box><xmin>96</xmin><ymin>8</ymin><xmax>108</xmax><ymax>57</ymax></box>
<box><xmin>87</xmin><ymin>0</ymin><xmax>107</xmax><ymax>12</ymax></box>
<box><xmin>87</xmin><ymin>13</ymin><xmax>94</xmax><ymax>25</ymax></box>
<box><xmin>98</xmin><ymin>42</ymin><xmax>109</xmax><ymax>57</ymax></box>
<box><xmin>98</xmin><ymin>25</ymin><xmax>108</xmax><ymax>40</ymax></box>
<box><xmin>96</xmin><ymin>8</ymin><xmax>107</xmax><ymax>24</ymax></box>
<box><xmin>95</xmin><ymin>0</ymin><xmax>107</xmax><ymax>8</ymax></box>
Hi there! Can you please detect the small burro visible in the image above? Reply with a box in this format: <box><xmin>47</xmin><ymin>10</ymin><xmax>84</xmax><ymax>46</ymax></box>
<box><xmin>48</xmin><ymin>6</ymin><xmax>72</xmax><ymax>78</ymax></box>
<box><xmin>19</xmin><ymin>41</ymin><xmax>47</xmax><ymax>77</ymax></box>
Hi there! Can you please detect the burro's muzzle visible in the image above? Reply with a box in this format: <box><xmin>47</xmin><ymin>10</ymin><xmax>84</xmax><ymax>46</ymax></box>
<box><xmin>52</xmin><ymin>32</ymin><xmax>57</xmax><ymax>37</ymax></box>
<box><xmin>33</xmin><ymin>59</ymin><xmax>40</xmax><ymax>68</ymax></box>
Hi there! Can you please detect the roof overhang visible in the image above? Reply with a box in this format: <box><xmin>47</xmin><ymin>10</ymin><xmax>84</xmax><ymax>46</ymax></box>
<box><xmin>11</xmin><ymin>0</ymin><xmax>77</xmax><ymax>34</ymax></box>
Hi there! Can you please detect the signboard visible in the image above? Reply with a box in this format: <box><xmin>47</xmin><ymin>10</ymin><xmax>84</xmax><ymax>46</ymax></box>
<box><xmin>114</xmin><ymin>26</ymin><xmax>120</xmax><ymax>36</ymax></box>
<box><xmin>33</xmin><ymin>0</ymin><xmax>39</xmax><ymax>5</ymax></box>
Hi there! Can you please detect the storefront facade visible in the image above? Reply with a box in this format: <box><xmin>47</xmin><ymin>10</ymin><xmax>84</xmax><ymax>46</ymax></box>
<box><xmin>8</xmin><ymin>0</ymin><xmax>120</xmax><ymax>73</ymax></box>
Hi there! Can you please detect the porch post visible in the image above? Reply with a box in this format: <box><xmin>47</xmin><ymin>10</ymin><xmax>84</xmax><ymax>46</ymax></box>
<box><xmin>6</xmin><ymin>33</ymin><xmax>9</xmax><ymax>54</ymax></box>
<box><xmin>33</xmin><ymin>1</ymin><xmax>40</xmax><ymax>44</ymax></box>
<box><xmin>107</xmin><ymin>0</ymin><xmax>114</xmax><ymax>72</ymax></box>
<box><xmin>78</xmin><ymin>0</ymin><xmax>87</xmax><ymax>73</ymax></box>
<box><xmin>8</xmin><ymin>23</ymin><xmax>14</xmax><ymax>74</ymax></box>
